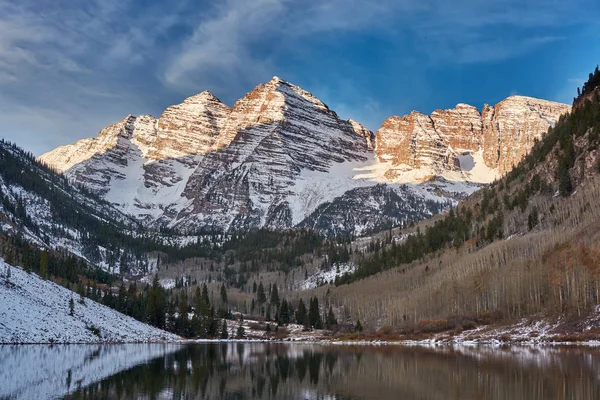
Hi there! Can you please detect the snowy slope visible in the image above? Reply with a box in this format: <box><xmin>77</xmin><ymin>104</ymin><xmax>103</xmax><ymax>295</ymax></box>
<box><xmin>0</xmin><ymin>344</ymin><xmax>182</xmax><ymax>400</ymax></box>
<box><xmin>0</xmin><ymin>260</ymin><xmax>181</xmax><ymax>343</ymax></box>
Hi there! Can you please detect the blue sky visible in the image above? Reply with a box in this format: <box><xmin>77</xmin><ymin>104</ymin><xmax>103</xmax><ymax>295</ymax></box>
<box><xmin>1</xmin><ymin>0</ymin><xmax>599</xmax><ymax>155</ymax></box>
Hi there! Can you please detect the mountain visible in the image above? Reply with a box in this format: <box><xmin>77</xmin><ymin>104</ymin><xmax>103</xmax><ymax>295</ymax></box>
<box><xmin>39</xmin><ymin>92</ymin><xmax>232</xmax><ymax>226</ymax></box>
<box><xmin>0</xmin><ymin>140</ymin><xmax>139</xmax><ymax>273</ymax></box>
<box><xmin>39</xmin><ymin>78</ymin><xmax>569</xmax><ymax>236</ymax></box>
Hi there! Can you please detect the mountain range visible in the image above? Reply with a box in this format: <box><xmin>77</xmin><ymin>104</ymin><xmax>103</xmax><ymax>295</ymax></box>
<box><xmin>3</xmin><ymin>66</ymin><xmax>600</xmax><ymax>345</ymax></box>
<box><xmin>39</xmin><ymin>77</ymin><xmax>570</xmax><ymax>236</ymax></box>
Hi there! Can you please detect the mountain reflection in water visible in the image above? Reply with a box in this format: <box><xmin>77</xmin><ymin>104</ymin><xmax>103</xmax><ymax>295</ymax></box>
<box><xmin>2</xmin><ymin>343</ymin><xmax>600</xmax><ymax>399</ymax></box>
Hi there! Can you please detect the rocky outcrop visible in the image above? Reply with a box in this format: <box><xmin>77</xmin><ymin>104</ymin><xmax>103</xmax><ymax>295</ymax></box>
<box><xmin>481</xmin><ymin>96</ymin><xmax>571</xmax><ymax>174</ymax></box>
<box><xmin>376</xmin><ymin>96</ymin><xmax>570</xmax><ymax>179</ymax></box>
<box><xmin>149</xmin><ymin>91</ymin><xmax>232</xmax><ymax>159</ymax></box>
<box><xmin>40</xmin><ymin>92</ymin><xmax>231</xmax><ymax>171</ymax></box>
<box><xmin>375</xmin><ymin>111</ymin><xmax>461</xmax><ymax>179</ymax></box>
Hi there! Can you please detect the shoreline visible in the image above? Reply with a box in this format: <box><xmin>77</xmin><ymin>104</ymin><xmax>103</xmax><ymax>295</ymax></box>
<box><xmin>4</xmin><ymin>336</ymin><xmax>600</xmax><ymax>347</ymax></box>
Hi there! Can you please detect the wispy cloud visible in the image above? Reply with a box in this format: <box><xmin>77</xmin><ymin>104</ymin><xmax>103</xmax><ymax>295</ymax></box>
<box><xmin>164</xmin><ymin>0</ymin><xmax>285</xmax><ymax>93</ymax></box>
<box><xmin>455</xmin><ymin>36</ymin><xmax>564</xmax><ymax>64</ymax></box>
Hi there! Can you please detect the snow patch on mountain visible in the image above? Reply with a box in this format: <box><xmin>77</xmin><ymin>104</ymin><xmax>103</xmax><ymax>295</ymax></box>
<box><xmin>289</xmin><ymin>158</ymin><xmax>377</xmax><ymax>225</ymax></box>
<box><xmin>298</xmin><ymin>263</ymin><xmax>356</xmax><ymax>290</ymax></box>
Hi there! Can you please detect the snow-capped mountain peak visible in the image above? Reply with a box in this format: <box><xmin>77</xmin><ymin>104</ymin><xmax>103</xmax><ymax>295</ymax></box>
<box><xmin>38</xmin><ymin>77</ymin><xmax>570</xmax><ymax>236</ymax></box>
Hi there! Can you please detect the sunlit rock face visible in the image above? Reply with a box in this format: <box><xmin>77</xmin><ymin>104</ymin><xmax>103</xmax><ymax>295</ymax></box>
<box><xmin>376</xmin><ymin>96</ymin><xmax>570</xmax><ymax>180</ymax></box>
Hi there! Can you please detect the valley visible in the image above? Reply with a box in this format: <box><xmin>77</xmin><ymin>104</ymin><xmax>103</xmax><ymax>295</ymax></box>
<box><xmin>1</xmin><ymin>68</ymin><xmax>599</xmax><ymax>346</ymax></box>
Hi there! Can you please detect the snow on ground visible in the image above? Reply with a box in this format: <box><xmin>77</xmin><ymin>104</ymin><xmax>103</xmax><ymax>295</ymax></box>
<box><xmin>0</xmin><ymin>259</ymin><xmax>181</xmax><ymax>343</ymax></box>
<box><xmin>427</xmin><ymin>309</ymin><xmax>600</xmax><ymax>345</ymax></box>
<box><xmin>297</xmin><ymin>263</ymin><xmax>356</xmax><ymax>290</ymax></box>
<box><xmin>221</xmin><ymin>319</ymin><xmax>327</xmax><ymax>342</ymax></box>
<box><xmin>0</xmin><ymin>343</ymin><xmax>182</xmax><ymax>400</ymax></box>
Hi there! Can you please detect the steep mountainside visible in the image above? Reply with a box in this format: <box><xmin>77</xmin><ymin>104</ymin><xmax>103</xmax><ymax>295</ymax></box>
<box><xmin>0</xmin><ymin>141</ymin><xmax>142</xmax><ymax>273</ymax></box>
<box><xmin>39</xmin><ymin>92</ymin><xmax>232</xmax><ymax>224</ymax></box>
<box><xmin>39</xmin><ymin>77</ymin><xmax>569</xmax><ymax>236</ymax></box>
<box><xmin>0</xmin><ymin>260</ymin><xmax>179</xmax><ymax>343</ymax></box>
<box><xmin>172</xmin><ymin>77</ymin><xmax>374</xmax><ymax>231</ymax></box>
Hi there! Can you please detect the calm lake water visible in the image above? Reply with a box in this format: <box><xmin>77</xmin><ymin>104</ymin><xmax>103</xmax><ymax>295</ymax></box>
<box><xmin>1</xmin><ymin>342</ymin><xmax>600</xmax><ymax>399</ymax></box>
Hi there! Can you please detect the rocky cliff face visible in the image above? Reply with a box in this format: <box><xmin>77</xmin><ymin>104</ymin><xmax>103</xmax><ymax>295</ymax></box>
<box><xmin>39</xmin><ymin>78</ymin><xmax>569</xmax><ymax>236</ymax></box>
<box><xmin>171</xmin><ymin>77</ymin><xmax>374</xmax><ymax>231</ymax></box>
<box><xmin>376</xmin><ymin>96</ymin><xmax>570</xmax><ymax>181</ymax></box>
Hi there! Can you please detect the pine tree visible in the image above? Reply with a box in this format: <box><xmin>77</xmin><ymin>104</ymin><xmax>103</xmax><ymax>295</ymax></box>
<box><xmin>39</xmin><ymin>250</ymin><xmax>48</xmax><ymax>279</ymax></box>
<box><xmin>220</xmin><ymin>320</ymin><xmax>229</xmax><ymax>339</ymax></box>
<box><xmin>207</xmin><ymin>307</ymin><xmax>219</xmax><ymax>337</ymax></box>
<box><xmin>270</xmin><ymin>284</ymin><xmax>280</xmax><ymax>307</ymax></box>
<box><xmin>193</xmin><ymin>287</ymin><xmax>202</xmax><ymax>315</ymax></box>
<box><xmin>236</xmin><ymin>325</ymin><xmax>245</xmax><ymax>339</ymax></box>
<box><xmin>202</xmin><ymin>284</ymin><xmax>211</xmax><ymax>310</ymax></box>
<box><xmin>147</xmin><ymin>275</ymin><xmax>166</xmax><ymax>329</ymax></box>
<box><xmin>220</xmin><ymin>283</ymin><xmax>228</xmax><ymax>304</ymax></box>
<box><xmin>355</xmin><ymin>319</ymin><xmax>363</xmax><ymax>332</ymax></box>
<box><xmin>308</xmin><ymin>297</ymin><xmax>322</xmax><ymax>329</ymax></box>
<box><xmin>296</xmin><ymin>299</ymin><xmax>308</xmax><ymax>328</ymax></box>
<box><xmin>278</xmin><ymin>299</ymin><xmax>290</xmax><ymax>325</ymax></box>
<box><xmin>4</xmin><ymin>245</ymin><xmax>13</xmax><ymax>266</ymax></box>
<box><xmin>117</xmin><ymin>283</ymin><xmax>127</xmax><ymax>313</ymax></box>
<box><xmin>257</xmin><ymin>282</ymin><xmax>266</xmax><ymax>304</ymax></box>
<box><xmin>69</xmin><ymin>297</ymin><xmax>74</xmax><ymax>316</ymax></box>
<box><xmin>178</xmin><ymin>290</ymin><xmax>190</xmax><ymax>337</ymax></box>
<box><xmin>528</xmin><ymin>206</ymin><xmax>539</xmax><ymax>230</ymax></box>
<box><xmin>326</xmin><ymin>306</ymin><xmax>337</xmax><ymax>329</ymax></box>
<box><xmin>191</xmin><ymin>287</ymin><xmax>205</xmax><ymax>338</ymax></box>
<box><xmin>558</xmin><ymin>157</ymin><xmax>573</xmax><ymax>196</ymax></box>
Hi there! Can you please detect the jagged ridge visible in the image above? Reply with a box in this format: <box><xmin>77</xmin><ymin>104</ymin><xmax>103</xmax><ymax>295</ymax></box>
<box><xmin>39</xmin><ymin>78</ymin><xmax>569</xmax><ymax>236</ymax></box>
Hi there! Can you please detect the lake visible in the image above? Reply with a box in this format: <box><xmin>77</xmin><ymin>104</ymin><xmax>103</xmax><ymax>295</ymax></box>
<box><xmin>1</xmin><ymin>342</ymin><xmax>600</xmax><ymax>399</ymax></box>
